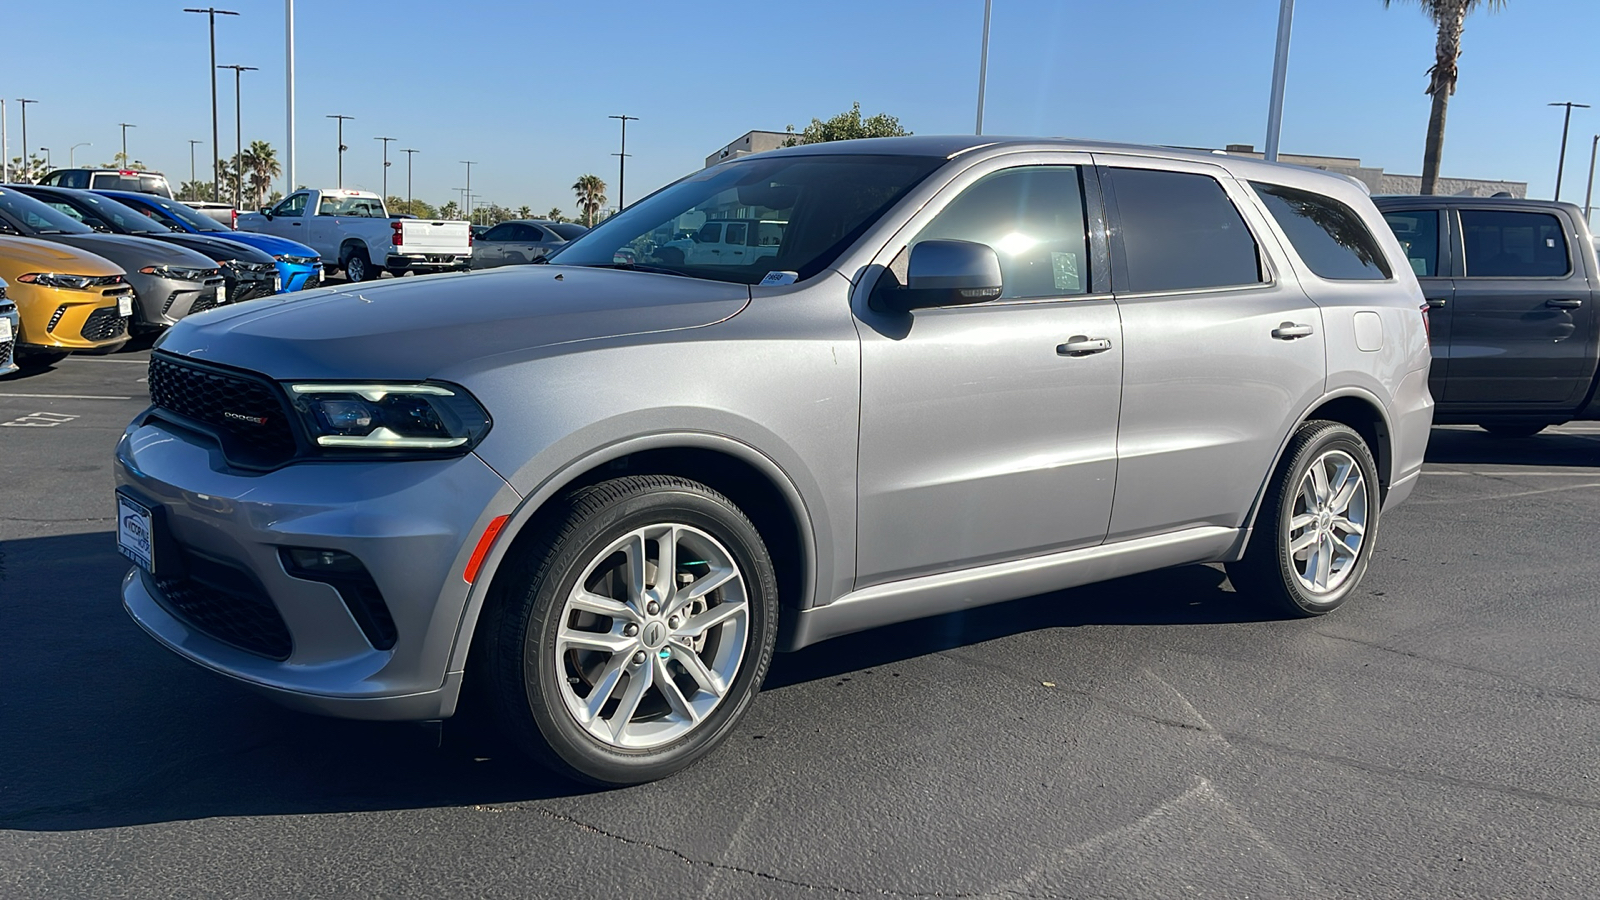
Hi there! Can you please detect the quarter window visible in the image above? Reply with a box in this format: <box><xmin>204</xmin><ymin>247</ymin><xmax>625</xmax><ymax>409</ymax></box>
<box><xmin>913</xmin><ymin>166</ymin><xmax>1091</xmax><ymax>299</ymax></box>
<box><xmin>1109</xmin><ymin>168</ymin><xmax>1261</xmax><ymax>293</ymax></box>
<box><xmin>724</xmin><ymin>222</ymin><xmax>748</xmax><ymax>246</ymax></box>
<box><xmin>1382</xmin><ymin>210</ymin><xmax>1441</xmax><ymax>277</ymax></box>
<box><xmin>1254</xmin><ymin>182</ymin><xmax>1391</xmax><ymax>280</ymax></box>
<box><xmin>1460</xmin><ymin>210</ymin><xmax>1570</xmax><ymax>277</ymax></box>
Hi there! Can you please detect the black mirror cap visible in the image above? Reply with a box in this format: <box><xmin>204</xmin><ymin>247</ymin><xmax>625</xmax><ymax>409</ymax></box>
<box><xmin>881</xmin><ymin>239</ymin><xmax>1003</xmax><ymax>312</ymax></box>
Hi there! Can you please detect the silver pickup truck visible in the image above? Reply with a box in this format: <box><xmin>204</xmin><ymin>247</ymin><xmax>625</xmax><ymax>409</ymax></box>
<box><xmin>238</xmin><ymin>188</ymin><xmax>472</xmax><ymax>281</ymax></box>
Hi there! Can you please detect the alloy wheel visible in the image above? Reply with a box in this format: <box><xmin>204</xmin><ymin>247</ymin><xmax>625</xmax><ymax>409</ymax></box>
<box><xmin>1288</xmin><ymin>448</ymin><xmax>1367</xmax><ymax>594</ymax></box>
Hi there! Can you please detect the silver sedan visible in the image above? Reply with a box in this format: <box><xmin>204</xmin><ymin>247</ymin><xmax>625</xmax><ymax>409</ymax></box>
<box><xmin>468</xmin><ymin>220</ymin><xmax>588</xmax><ymax>269</ymax></box>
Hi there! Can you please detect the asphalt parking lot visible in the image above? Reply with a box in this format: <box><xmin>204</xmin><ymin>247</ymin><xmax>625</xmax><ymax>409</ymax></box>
<box><xmin>3</xmin><ymin>349</ymin><xmax>1599</xmax><ymax>899</ymax></box>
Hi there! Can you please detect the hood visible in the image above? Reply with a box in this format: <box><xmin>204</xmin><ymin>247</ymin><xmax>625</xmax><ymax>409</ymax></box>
<box><xmin>157</xmin><ymin>264</ymin><xmax>751</xmax><ymax>380</ymax></box>
<box><xmin>147</xmin><ymin>233</ymin><xmax>279</xmax><ymax>265</ymax></box>
<box><xmin>211</xmin><ymin>230</ymin><xmax>318</xmax><ymax>259</ymax></box>
<box><xmin>0</xmin><ymin>235</ymin><xmax>124</xmax><ymax>277</ymax></box>
<box><xmin>47</xmin><ymin>234</ymin><xmax>218</xmax><ymax>271</ymax></box>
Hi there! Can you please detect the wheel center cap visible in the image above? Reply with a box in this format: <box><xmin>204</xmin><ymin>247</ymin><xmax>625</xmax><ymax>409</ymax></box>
<box><xmin>642</xmin><ymin>621</ymin><xmax>667</xmax><ymax>650</ymax></box>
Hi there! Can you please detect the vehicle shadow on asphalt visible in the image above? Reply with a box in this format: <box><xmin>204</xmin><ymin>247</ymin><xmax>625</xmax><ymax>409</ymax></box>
<box><xmin>1424</xmin><ymin>425</ymin><xmax>1600</xmax><ymax>467</ymax></box>
<box><xmin>0</xmin><ymin>533</ymin><xmax>1271</xmax><ymax>832</ymax></box>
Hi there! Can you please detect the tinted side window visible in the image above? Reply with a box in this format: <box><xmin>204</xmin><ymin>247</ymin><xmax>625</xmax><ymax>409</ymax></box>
<box><xmin>273</xmin><ymin>193</ymin><xmax>307</xmax><ymax>217</ymax></box>
<box><xmin>1382</xmin><ymin>210</ymin><xmax>1441</xmax><ymax>277</ymax></box>
<box><xmin>1109</xmin><ymin>168</ymin><xmax>1260</xmax><ymax>293</ymax></box>
<box><xmin>1460</xmin><ymin>210</ymin><xmax>1570</xmax><ymax>277</ymax></box>
<box><xmin>696</xmin><ymin>223</ymin><xmax>722</xmax><ymax>243</ymax></box>
<box><xmin>724</xmin><ymin>222</ymin><xmax>748</xmax><ymax>246</ymax></box>
<box><xmin>915</xmin><ymin>166</ymin><xmax>1090</xmax><ymax>299</ymax></box>
<box><xmin>1253</xmin><ymin>182</ymin><xmax>1391</xmax><ymax>280</ymax></box>
<box><xmin>481</xmin><ymin>224</ymin><xmax>513</xmax><ymax>241</ymax></box>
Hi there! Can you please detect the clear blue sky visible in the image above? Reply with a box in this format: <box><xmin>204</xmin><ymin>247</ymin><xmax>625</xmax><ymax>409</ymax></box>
<box><xmin>6</xmin><ymin>0</ymin><xmax>1598</xmax><ymax>214</ymax></box>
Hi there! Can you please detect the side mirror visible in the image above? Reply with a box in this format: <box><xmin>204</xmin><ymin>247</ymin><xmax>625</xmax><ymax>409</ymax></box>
<box><xmin>879</xmin><ymin>239</ymin><xmax>1003</xmax><ymax>312</ymax></box>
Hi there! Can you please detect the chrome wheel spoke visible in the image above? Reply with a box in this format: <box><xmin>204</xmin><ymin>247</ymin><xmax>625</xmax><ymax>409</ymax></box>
<box><xmin>1290</xmin><ymin>529</ymin><xmax>1319</xmax><ymax>554</ymax></box>
<box><xmin>653</xmin><ymin>655</ymin><xmax>701</xmax><ymax>725</ymax></box>
<box><xmin>1332</xmin><ymin>515</ymin><xmax>1364</xmax><ymax>538</ymax></box>
<box><xmin>667</xmin><ymin>565</ymin><xmax>738</xmax><ymax>617</ymax></box>
<box><xmin>677</xmin><ymin>600</ymin><xmax>746</xmax><ymax>639</ymax></box>
<box><xmin>582</xmin><ymin>653</ymin><xmax>630</xmax><ymax>723</ymax></box>
<box><xmin>1310</xmin><ymin>459</ymin><xmax>1331</xmax><ymax>505</ymax></box>
<box><xmin>558</xmin><ymin>626</ymin><xmax>632</xmax><ymax>655</ymax></box>
<box><xmin>1313</xmin><ymin>534</ymin><xmax>1334</xmax><ymax>590</ymax></box>
<box><xmin>569</xmin><ymin>589</ymin><xmax>639</xmax><ymax>622</ymax></box>
<box><xmin>669</xmin><ymin>641</ymin><xmax>727</xmax><ymax>698</ymax></box>
<box><xmin>1289</xmin><ymin>512</ymin><xmax>1318</xmax><ymax>532</ymax></box>
<box><xmin>1330</xmin><ymin>473</ymin><xmax>1361</xmax><ymax>515</ymax></box>
<box><xmin>621</xmin><ymin>532</ymin><xmax>648</xmax><ymax>606</ymax></box>
<box><xmin>650</xmin><ymin>524</ymin><xmax>678</xmax><ymax>606</ymax></box>
<box><xmin>608</xmin><ymin>658</ymin><xmax>654</xmax><ymax>742</ymax></box>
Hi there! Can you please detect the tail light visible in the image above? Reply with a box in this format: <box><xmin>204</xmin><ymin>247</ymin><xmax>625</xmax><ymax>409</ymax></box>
<box><xmin>231</xmin><ymin>208</ymin><xmax>238</xmax><ymax>230</ymax></box>
<box><xmin>1420</xmin><ymin>303</ymin><xmax>1431</xmax><ymax>347</ymax></box>
<box><xmin>391</xmin><ymin>220</ymin><xmax>404</xmax><ymax>247</ymax></box>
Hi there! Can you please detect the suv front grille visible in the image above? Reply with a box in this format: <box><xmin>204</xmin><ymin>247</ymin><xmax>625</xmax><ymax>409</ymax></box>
<box><xmin>147</xmin><ymin>354</ymin><xmax>299</xmax><ymax>468</ymax></box>
<box><xmin>80</xmin><ymin>306</ymin><xmax>129</xmax><ymax>341</ymax></box>
<box><xmin>148</xmin><ymin>550</ymin><xmax>292</xmax><ymax>660</ymax></box>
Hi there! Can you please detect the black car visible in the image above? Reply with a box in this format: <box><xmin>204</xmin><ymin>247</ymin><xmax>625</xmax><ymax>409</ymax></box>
<box><xmin>11</xmin><ymin>185</ymin><xmax>280</xmax><ymax>304</ymax></box>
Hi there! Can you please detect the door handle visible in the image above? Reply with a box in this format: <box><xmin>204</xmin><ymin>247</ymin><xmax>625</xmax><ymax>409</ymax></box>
<box><xmin>1546</xmin><ymin>298</ymin><xmax>1583</xmax><ymax>309</ymax></box>
<box><xmin>1272</xmin><ymin>322</ymin><xmax>1315</xmax><ymax>340</ymax></box>
<box><xmin>291</xmin><ymin>221</ymin><xmax>302</xmax><ymax>226</ymax></box>
<box><xmin>1058</xmin><ymin>336</ymin><xmax>1112</xmax><ymax>356</ymax></box>
<box><xmin>1426</xmin><ymin>298</ymin><xmax>1447</xmax><ymax>309</ymax></box>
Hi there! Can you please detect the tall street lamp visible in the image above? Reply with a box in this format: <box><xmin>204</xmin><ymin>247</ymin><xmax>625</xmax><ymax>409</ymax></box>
<box><xmin>219</xmin><ymin>64</ymin><xmax>257</xmax><ymax>206</ymax></box>
<box><xmin>460</xmin><ymin>160</ymin><xmax>476</xmax><ymax>222</ymax></box>
<box><xmin>39</xmin><ymin>147</ymin><xmax>50</xmax><ymax>169</ymax></box>
<box><xmin>119</xmin><ymin>123</ymin><xmax>137</xmax><ymax>168</ymax></box>
<box><xmin>1584</xmin><ymin>134</ymin><xmax>1600</xmax><ymax>222</ymax></box>
<box><xmin>326</xmin><ymin>114</ymin><xmax>353</xmax><ymax>188</ymax></box>
<box><xmin>17</xmin><ymin>98</ymin><xmax>38</xmax><ymax>179</ymax></box>
<box><xmin>401</xmin><ymin>148</ymin><xmax>418</xmax><ymax>210</ymax></box>
<box><xmin>609</xmin><ymin>114</ymin><xmax>638</xmax><ymax>210</ymax></box>
<box><xmin>1263</xmin><ymin>0</ymin><xmax>1296</xmax><ymax>162</ymax></box>
<box><xmin>70</xmin><ymin>142</ymin><xmax>91</xmax><ymax>167</ymax></box>
<box><xmin>374</xmin><ymin>136</ymin><xmax>395</xmax><ymax>199</ymax></box>
<box><xmin>183</xmin><ymin>8</ymin><xmax>241</xmax><ymax>202</ymax></box>
<box><xmin>1549</xmin><ymin>101</ymin><xmax>1590</xmax><ymax>201</ymax></box>
<box><xmin>187</xmin><ymin>139</ymin><xmax>203</xmax><ymax>195</ymax></box>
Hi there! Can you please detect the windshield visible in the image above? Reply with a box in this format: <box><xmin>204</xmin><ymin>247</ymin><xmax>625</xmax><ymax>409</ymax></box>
<box><xmin>0</xmin><ymin>188</ymin><xmax>93</xmax><ymax>234</ymax></box>
<box><xmin>131</xmin><ymin>195</ymin><xmax>229</xmax><ymax>233</ymax></box>
<box><xmin>72</xmin><ymin>192</ymin><xmax>172</xmax><ymax>235</ymax></box>
<box><xmin>88</xmin><ymin>172</ymin><xmax>174</xmax><ymax>198</ymax></box>
<box><xmin>547</xmin><ymin>223</ymin><xmax>589</xmax><ymax>241</ymax></box>
<box><xmin>549</xmin><ymin>154</ymin><xmax>945</xmax><ymax>284</ymax></box>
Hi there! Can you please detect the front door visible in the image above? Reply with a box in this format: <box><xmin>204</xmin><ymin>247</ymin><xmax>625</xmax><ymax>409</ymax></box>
<box><xmin>1096</xmin><ymin>158</ymin><xmax>1327</xmax><ymax>541</ymax></box>
<box><xmin>854</xmin><ymin>160</ymin><xmax>1122</xmax><ymax>587</ymax></box>
<box><xmin>1446</xmin><ymin>207</ymin><xmax>1597</xmax><ymax>405</ymax></box>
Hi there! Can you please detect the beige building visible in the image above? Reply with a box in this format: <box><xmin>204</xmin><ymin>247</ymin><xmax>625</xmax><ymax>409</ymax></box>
<box><xmin>705</xmin><ymin>130</ymin><xmax>793</xmax><ymax>168</ymax></box>
<box><xmin>1210</xmin><ymin>144</ymin><xmax>1526</xmax><ymax>198</ymax></box>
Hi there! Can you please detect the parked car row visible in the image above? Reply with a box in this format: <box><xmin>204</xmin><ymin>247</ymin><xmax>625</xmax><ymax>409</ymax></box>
<box><xmin>239</xmin><ymin>189</ymin><xmax>473</xmax><ymax>281</ymax></box>
<box><xmin>0</xmin><ymin>184</ymin><xmax>323</xmax><ymax>371</ymax></box>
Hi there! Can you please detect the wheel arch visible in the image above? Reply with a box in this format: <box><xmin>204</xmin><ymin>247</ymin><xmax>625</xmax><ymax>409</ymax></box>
<box><xmin>1234</xmin><ymin>387</ymin><xmax>1394</xmax><ymax>558</ymax></box>
<box><xmin>447</xmin><ymin>433</ymin><xmax>817</xmax><ymax>677</ymax></box>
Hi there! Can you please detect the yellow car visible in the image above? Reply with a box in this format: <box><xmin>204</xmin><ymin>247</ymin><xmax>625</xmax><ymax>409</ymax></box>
<box><xmin>0</xmin><ymin>235</ymin><xmax>134</xmax><ymax>368</ymax></box>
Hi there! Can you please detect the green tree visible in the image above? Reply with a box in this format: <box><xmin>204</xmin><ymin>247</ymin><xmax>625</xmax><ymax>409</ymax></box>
<box><xmin>101</xmin><ymin>153</ymin><xmax>148</xmax><ymax>171</ymax></box>
<box><xmin>439</xmin><ymin>200</ymin><xmax>460</xmax><ymax>220</ymax></box>
<box><xmin>179</xmin><ymin>180</ymin><xmax>215</xmax><ymax>202</ymax></box>
<box><xmin>782</xmin><ymin>102</ymin><xmax>910</xmax><ymax>146</ymax></box>
<box><xmin>387</xmin><ymin>196</ymin><xmax>438</xmax><ymax>218</ymax></box>
<box><xmin>239</xmin><ymin>140</ymin><xmax>281</xmax><ymax>210</ymax></box>
<box><xmin>516</xmin><ymin>205</ymin><xmax>532</xmax><ymax>219</ymax></box>
<box><xmin>1384</xmin><ymin>0</ymin><xmax>1506</xmax><ymax>195</ymax></box>
<box><xmin>8</xmin><ymin>154</ymin><xmax>47</xmax><ymax>184</ymax></box>
<box><xmin>545</xmin><ymin>207</ymin><xmax>566</xmax><ymax>223</ymax></box>
<box><xmin>572</xmin><ymin>174</ymin><xmax>607</xmax><ymax>227</ymax></box>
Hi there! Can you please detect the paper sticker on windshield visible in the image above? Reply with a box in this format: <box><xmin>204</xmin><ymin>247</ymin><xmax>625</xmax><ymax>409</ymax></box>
<box><xmin>1051</xmin><ymin>252</ymin><xmax>1081</xmax><ymax>293</ymax></box>
<box><xmin>759</xmin><ymin>271</ymin><xmax>798</xmax><ymax>286</ymax></box>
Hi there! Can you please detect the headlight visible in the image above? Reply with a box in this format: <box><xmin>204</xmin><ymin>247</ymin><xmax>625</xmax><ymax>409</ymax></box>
<box><xmin>222</xmin><ymin>260</ymin><xmax>276</xmax><ymax>277</ymax></box>
<box><xmin>140</xmin><ymin>265</ymin><xmax>218</xmax><ymax>282</ymax></box>
<box><xmin>287</xmin><ymin>382</ymin><xmax>492</xmax><ymax>453</ymax></box>
<box><xmin>275</xmin><ymin>255</ymin><xmax>320</xmax><ymax>267</ymax></box>
<box><xmin>18</xmin><ymin>272</ymin><xmax>120</xmax><ymax>290</ymax></box>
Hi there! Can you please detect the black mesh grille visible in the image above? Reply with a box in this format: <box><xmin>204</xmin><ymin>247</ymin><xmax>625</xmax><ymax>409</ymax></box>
<box><xmin>0</xmin><ymin>340</ymin><xmax>14</xmax><ymax>370</ymax></box>
<box><xmin>189</xmin><ymin>291</ymin><xmax>220</xmax><ymax>314</ymax></box>
<box><xmin>227</xmin><ymin>278</ymin><xmax>274</xmax><ymax>304</ymax></box>
<box><xmin>149</xmin><ymin>551</ymin><xmax>292</xmax><ymax>660</ymax></box>
<box><xmin>147</xmin><ymin>354</ymin><xmax>299</xmax><ymax>468</ymax></box>
<box><xmin>79</xmin><ymin>306</ymin><xmax>129</xmax><ymax>341</ymax></box>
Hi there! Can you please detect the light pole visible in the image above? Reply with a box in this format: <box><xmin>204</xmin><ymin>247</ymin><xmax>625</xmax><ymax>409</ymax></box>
<box><xmin>1549</xmin><ymin>101</ymin><xmax>1590</xmax><ymax>201</ymax></box>
<box><xmin>326</xmin><ymin>114</ymin><xmax>353</xmax><ymax>187</ymax></box>
<box><xmin>183</xmin><ymin>8</ymin><xmax>240</xmax><ymax>201</ymax></box>
<box><xmin>39</xmin><ymin>147</ymin><xmax>50</xmax><ymax>169</ymax></box>
<box><xmin>374</xmin><ymin>136</ymin><xmax>395</xmax><ymax>199</ymax></box>
<box><xmin>975</xmin><ymin>0</ymin><xmax>991</xmax><ymax>135</ymax></box>
<box><xmin>609</xmin><ymin>114</ymin><xmax>638</xmax><ymax>210</ymax></box>
<box><xmin>285</xmin><ymin>0</ymin><xmax>296</xmax><ymax>193</ymax></box>
<box><xmin>187</xmin><ymin>139</ymin><xmax>202</xmax><ymax>195</ymax></box>
<box><xmin>1585</xmin><ymin>134</ymin><xmax>1600</xmax><ymax>222</ymax></box>
<box><xmin>17</xmin><ymin>98</ymin><xmax>37</xmax><ymax>179</ymax></box>
<box><xmin>401</xmin><ymin>148</ymin><xmax>418</xmax><ymax>210</ymax></box>
<box><xmin>118</xmin><ymin>123</ymin><xmax>137</xmax><ymax>168</ymax></box>
<box><xmin>70</xmin><ymin>142</ymin><xmax>91</xmax><ymax>168</ymax></box>
<box><xmin>460</xmin><ymin>160</ymin><xmax>476</xmax><ymax>222</ymax></box>
<box><xmin>1263</xmin><ymin>0</ymin><xmax>1296</xmax><ymax>162</ymax></box>
<box><xmin>219</xmin><ymin>64</ymin><xmax>257</xmax><ymax>206</ymax></box>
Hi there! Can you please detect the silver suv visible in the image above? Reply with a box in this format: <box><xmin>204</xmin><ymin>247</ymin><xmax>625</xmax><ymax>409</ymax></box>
<box><xmin>115</xmin><ymin>137</ymin><xmax>1434</xmax><ymax>785</ymax></box>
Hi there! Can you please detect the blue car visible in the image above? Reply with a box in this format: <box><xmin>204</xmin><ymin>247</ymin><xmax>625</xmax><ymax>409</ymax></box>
<box><xmin>95</xmin><ymin>190</ymin><xmax>323</xmax><ymax>293</ymax></box>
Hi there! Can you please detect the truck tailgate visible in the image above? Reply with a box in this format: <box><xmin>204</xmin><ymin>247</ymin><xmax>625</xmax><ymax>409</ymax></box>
<box><xmin>399</xmin><ymin>220</ymin><xmax>472</xmax><ymax>255</ymax></box>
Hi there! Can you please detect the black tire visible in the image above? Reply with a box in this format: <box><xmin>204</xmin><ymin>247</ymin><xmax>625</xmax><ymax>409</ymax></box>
<box><xmin>480</xmin><ymin>475</ymin><xmax>779</xmax><ymax>786</ymax></box>
<box><xmin>1227</xmin><ymin>421</ymin><xmax>1381</xmax><ymax>617</ymax></box>
<box><xmin>16</xmin><ymin>349</ymin><xmax>70</xmax><ymax>370</ymax></box>
<box><xmin>1480</xmin><ymin>422</ymin><xmax>1546</xmax><ymax>438</ymax></box>
<box><xmin>343</xmin><ymin>247</ymin><xmax>374</xmax><ymax>282</ymax></box>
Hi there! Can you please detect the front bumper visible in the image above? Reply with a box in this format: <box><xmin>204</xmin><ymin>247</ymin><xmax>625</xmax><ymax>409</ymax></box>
<box><xmin>126</xmin><ymin>272</ymin><xmax>228</xmax><ymax>329</ymax></box>
<box><xmin>14</xmin><ymin>283</ymin><xmax>132</xmax><ymax>351</ymax></box>
<box><xmin>116</xmin><ymin>418</ymin><xmax>521</xmax><ymax>720</ymax></box>
<box><xmin>274</xmin><ymin>259</ymin><xmax>320</xmax><ymax>292</ymax></box>
<box><xmin>0</xmin><ymin>308</ymin><xmax>18</xmax><ymax>375</ymax></box>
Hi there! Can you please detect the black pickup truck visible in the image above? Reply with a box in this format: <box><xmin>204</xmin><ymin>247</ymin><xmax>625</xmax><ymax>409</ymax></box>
<box><xmin>1376</xmin><ymin>196</ymin><xmax>1600</xmax><ymax>436</ymax></box>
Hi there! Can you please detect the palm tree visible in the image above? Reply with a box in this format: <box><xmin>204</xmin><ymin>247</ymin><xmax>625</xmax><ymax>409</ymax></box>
<box><xmin>1384</xmin><ymin>0</ymin><xmax>1506</xmax><ymax>195</ymax></box>
<box><xmin>572</xmin><ymin>174</ymin><xmax>607</xmax><ymax>227</ymax></box>
<box><xmin>239</xmin><ymin>140</ymin><xmax>281</xmax><ymax>210</ymax></box>
<box><xmin>546</xmin><ymin>207</ymin><xmax>565</xmax><ymax>223</ymax></box>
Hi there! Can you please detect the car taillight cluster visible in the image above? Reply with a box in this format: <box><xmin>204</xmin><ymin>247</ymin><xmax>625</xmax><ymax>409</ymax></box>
<box><xmin>392</xmin><ymin>220</ymin><xmax>404</xmax><ymax>247</ymax></box>
<box><xmin>231</xmin><ymin>208</ymin><xmax>238</xmax><ymax>230</ymax></box>
<box><xmin>1420</xmin><ymin>303</ymin><xmax>1431</xmax><ymax>347</ymax></box>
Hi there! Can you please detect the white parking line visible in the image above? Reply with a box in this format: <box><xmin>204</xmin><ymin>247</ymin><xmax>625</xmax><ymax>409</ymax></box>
<box><xmin>0</xmin><ymin>392</ymin><xmax>134</xmax><ymax>400</ymax></box>
<box><xmin>64</xmin><ymin>358</ymin><xmax>149</xmax><ymax>364</ymax></box>
<box><xmin>1425</xmin><ymin>470</ymin><xmax>1600</xmax><ymax>476</ymax></box>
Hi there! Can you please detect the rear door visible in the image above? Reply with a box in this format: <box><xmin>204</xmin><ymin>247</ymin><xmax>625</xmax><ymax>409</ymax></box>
<box><xmin>1447</xmin><ymin>206</ymin><xmax>1597</xmax><ymax>405</ymax></box>
<box><xmin>1098</xmin><ymin>157</ymin><xmax>1327</xmax><ymax>541</ymax></box>
<box><xmin>1381</xmin><ymin>206</ymin><xmax>1452</xmax><ymax>398</ymax></box>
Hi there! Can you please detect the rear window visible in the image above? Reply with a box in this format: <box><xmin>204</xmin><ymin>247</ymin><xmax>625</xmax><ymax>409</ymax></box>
<box><xmin>1382</xmin><ymin>210</ymin><xmax>1441</xmax><ymax>277</ymax></box>
<box><xmin>547</xmin><ymin>223</ymin><xmax>588</xmax><ymax>240</ymax></box>
<box><xmin>1109</xmin><ymin>168</ymin><xmax>1262</xmax><ymax>293</ymax></box>
<box><xmin>1460</xmin><ymin>209</ymin><xmax>1570</xmax><ymax>278</ymax></box>
<box><xmin>1253</xmin><ymin>182</ymin><xmax>1391</xmax><ymax>280</ymax></box>
<box><xmin>88</xmin><ymin>172</ymin><xmax>173</xmax><ymax>198</ymax></box>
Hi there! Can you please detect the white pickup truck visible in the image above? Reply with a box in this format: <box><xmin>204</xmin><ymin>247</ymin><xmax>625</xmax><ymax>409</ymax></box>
<box><xmin>237</xmin><ymin>189</ymin><xmax>472</xmax><ymax>282</ymax></box>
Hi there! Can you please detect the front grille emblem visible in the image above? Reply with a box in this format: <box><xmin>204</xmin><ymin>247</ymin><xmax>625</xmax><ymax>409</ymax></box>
<box><xmin>222</xmin><ymin>411</ymin><xmax>270</xmax><ymax>425</ymax></box>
